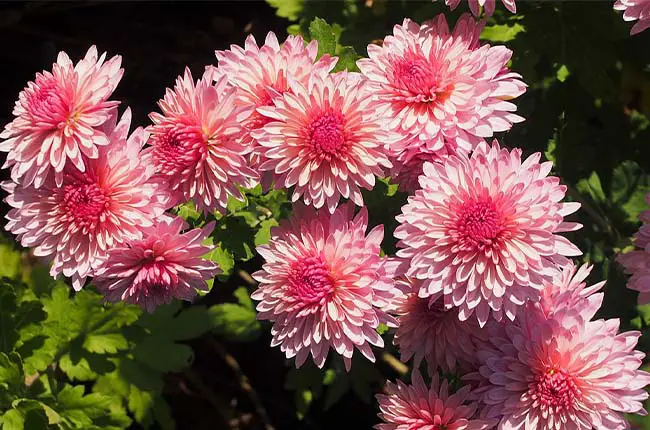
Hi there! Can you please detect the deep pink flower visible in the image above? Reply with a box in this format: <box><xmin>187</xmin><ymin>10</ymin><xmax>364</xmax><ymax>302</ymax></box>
<box><xmin>357</xmin><ymin>14</ymin><xmax>526</xmax><ymax>164</ymax></box>
<box><xmin>3</xmin><ymin>109</ymin><xmax>166</xmax><ymax>290</ymax></box>
<box><xmin>145</xmin><ymin>68</ymin><xmax>258</xmax><ymax>214</ymax></box>
<box><xmin>251</xmin><ymin>204</ymin><xmax>400</xmax><ymax>370</ymax></box>
<box><xmin>252</xmin><ymin>72</ymin><xmax>393</xmax><ymax>213</ymax></box>
<box><xmin>93</xmin><ymin>216</ymin><xmax>220</xmax><ymax>312</ymax></box>
<box><xmin>376</xmin><ymin>370</ymin><xmax>493</xmax><ymax>430</ymax></box>
<box><xmin>394</xmin><ymin>141</ymin><xmax>582</xmax><ymax>326</ymax></box>
<box><xmin>444</xmin><ymin>0</ymin><xmax>516</xmax><ymax>17</ymax></box>
<box><xmin>618</xmin><ymin>199</ymin><xmax>650</xmax><ymax>304</ymax></box>
<box><xmin>476</xmin><ymin>308</ymin><xmax>650</xmax><ymax>429</ymax></box>
<box><xmin>0</xmin><ymin>46</ymin><xmax>123</xmax><ymax>188</ymax></box>
<box><xmin>615</xmin><ymin>0</ymin><xmax>650</xmax><ymax>35</ymax></box>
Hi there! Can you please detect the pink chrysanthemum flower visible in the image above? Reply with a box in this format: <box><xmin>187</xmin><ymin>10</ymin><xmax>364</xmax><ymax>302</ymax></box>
<box><xmin>376</xmin><ymin>371</ymin><xmax>493</xmax><ymax>430</ymax></box>
<box><xmin>476</xmin><ymin>309</ymin><xmax>650</xmax><ymax>429</ymax></box>
<box><xmin>615</xmin><ymin>0</ymin><xmax>650</xmax><ymax>35</ymax></box>
<box><xmin>357</xmin><ymin>14</ymin><xmax>526</xmax><ymax>164</ymax></box>
<box><xmin>93</xmin><ymin>216</ymin><xmax>220</xmax><ymax>312</ymax></box>
<box><xmin>389</xmin><ymin>146</ymin><xmax>456</xmax><ymax>193</ymax></box>
<box><xmin>215</xmin><ymin>32</ymin><xmax>337</xmax><ymax>161</ymax></box>
<box><xmin>3</xmin><ymin>109</ymin><xmax>166</xmax><ymax>290</ymax></box>
<box><xmin>252</xmin><ymin>72</ymin><xmax>393</xmax><ymax>213</ymax></box>
<box><xmin>394</xmin><ymin>141</ymin><xmax>582</xmax><ymax>326</ymax></box>
<box><xmin>0</xmin><ymin>46</ymin><xmax>123</xmax><ymax>188</ymax></box>
<box><xmin>390</xmin><ymin>277</ymin><xmax>487</xmax><ymax>374</ymax></box>
<box><xmin>444</xmin><ymin>0</ymin><xmax>516</xmax><ymax>17</ymax></box>
<box><xmin>145</xmin><ymin>68</ymin><xmax>258</xmax><ymax>214</ymax></box>
<box><xmin>618</xmin><ymin>200</ymin><xmax>650</xmax><ymax>304</ymax></box>
<box><xmin>251</xmin><ymin>204</ymin><xmax>400</xmax><ymax>370</ymax></box>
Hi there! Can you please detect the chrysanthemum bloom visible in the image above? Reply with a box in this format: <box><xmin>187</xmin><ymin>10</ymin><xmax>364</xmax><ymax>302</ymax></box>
<box><xmin>3</xmin><ymin>109</ymin><xmax>167</xmax><ymax>290</ymax></box>
<box><xmin>0</xmin><ymin>46</ymin><xmax>123</xmax><ymax>188</ymax></box>
<box><xmin>476</xmin><ymin>308</ymin><xmax>650</xmax><ymax>429</ymax></box>
<box><xmin>357</xmin><ymin>14</ymin><xmax>526</xmax><ymax>164</ymax></box>
<box><xmin>253</xmin><ymin>72</ymin><xmax>393</xmax><ymax>213</ymax></box>
<box><xmin>93</xmin><ymin>216</ymin><xmax>220</xmax><ymax>312</ymax></box>
<box><xmin>375</xmin><ymin>371</ymin><xmax>493</xmax><ymax>430</ymax></box>
<box><xmin>615</xmin><ymin>0</ymin><xmax>650</xmax><ymax>35</ymax></box>
<box><xmin>389</xmin><ymin>146</ymin><xmax>456</xmax><ymax>193</ymax></box>
<box><xmin>251</xmin><ymin>204</ymin><xmax>400</xmax><ymax>370</ymax></box>
<box><xmin>216</xmin><ymin>32</ymin><xmax>337</xmax><ymax>161</ymax></box>
<box><xmin>394</xmin><ymin>141</ymin><xmax>582</xmax><ymax>326</ymax></box>
<box><xmin>390</xmin><ymin>277</ymin><xmax>487</xmax><ymax>374</ymax></box>
<box><xmin>618</xmin><ymin>202</ymin><xmax>650</xmax><ymax>304</ymax></box>
<box><xmin>444</xmin><ymin>0</ymin><xmax>516</xmax><ymax>17</ymax></box>
<box><xmin>145</xmin><ymin>68</ymin><xmax>258</xmax><ymax>214</ymax></box>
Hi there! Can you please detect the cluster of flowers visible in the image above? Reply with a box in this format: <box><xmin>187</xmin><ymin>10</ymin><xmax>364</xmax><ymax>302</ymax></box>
<box><xmin>1</xmin><ymin>8</ymin><xmax>649</xmax><ymax>430</ymax></box>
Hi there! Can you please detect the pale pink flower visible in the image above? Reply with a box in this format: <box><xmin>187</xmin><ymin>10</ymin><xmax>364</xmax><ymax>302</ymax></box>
<box><xmin>3</xmin><ymin>109</ymin><xmax>166</xmax><ymax>290</ymax></box>
<box><xmin>357</xmin><ymin>14</ymin><xmax>526</xmax><ymax>164</ymax></box>
<box><xmin>93</xmin><ymin>216</ymin><xmax>220</xmax><ymax>312</ymax></box>
<box><xmin>615</xmin><ymin>0</ymin><xmax>650</xmax><ymax>35</ymax></box>
<box><xmin>215</xmin><ymin>32</ymin><xmax>337</xmax><ymax>162</ymax></box>
<box><xmin>376</xmin><ymin>370</ymin><xmax>493</xmax><ymax>430</ymax></box>
<box><xmin>251</xmin><ymin>203</ymin><xmax>400</xmax><ymax>370</ymax></box>
<box><xmin>618</xmin><ymin>200</ymin><xmax>650</xmax><ymax>304</ymax></box>
<box><xmin>476</xmin><ymin>309</ymin><xmax>650</xmax><ymax>429</ymax></box>
<box><xmin>145</xmin><ymin>68</ymin><xmax>258</xmax><ymax>214</ymax></box>
<box><xmin>389</xmin><ymin>146</ymin><xmax>456</xmax><ymax>193</ymax></box>
<box><xmin>394</xmin><ymin>141</ymin><xmax>582</xmax><ymax>326</ymax></box>
<box><xmin>390</xmin><ymin>277</ymin><xmax>487</xmax><ymax>374</ymax></box>
<box><xmin>252</xmin><ymin>72</ymin><xmax>393</xmax><ymax>213</ymax></box>
<box><xmin>0</xmin><ymin>46</ymin><xmax>123</xmax><ymax>188</ymax></box>
<box><xmin>444</xmin><ymin>0</ymin><xmax>516</xmax><ymax>17</ymax></box>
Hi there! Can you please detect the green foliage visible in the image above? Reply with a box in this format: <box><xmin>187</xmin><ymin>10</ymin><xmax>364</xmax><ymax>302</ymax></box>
<box><xmin>208</xmin><ymin>288</ymin><xmax>261</xmax><ymax>342</ymax></box>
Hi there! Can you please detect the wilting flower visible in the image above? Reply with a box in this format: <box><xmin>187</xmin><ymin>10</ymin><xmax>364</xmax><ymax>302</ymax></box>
<box><xmin>0</xmin><ymin>46</ymin><xmax>123</xmax><ymax>188</ymax></box>
<box><xmin>93</xmin><ymin>216</ymin><xmax>220</xmax><ymax>312</ymax></box>
<box><xmin>614</xmin><ymin>0</ymin><xmax>650</xmax><ymax>35</ymax></box>
<box><xmin>618</xmin><ymin>201</ymin><xmax>650</xmax><ymax>304</ymax></box>
<box><xmin>253</xmin><ymin>72</ymin><xmax>393</xmax><ymax>213</ymax></box>
<box><xmin>251</xmin><ymin>204</ymin><xmax>400</xmax><ymax>370</ymax></box>
<box><xmin>444</xmin><ymin>0</ymin><xmax>516</xmax><ymax>16</ymax></box>
<box><xmin>216</xmin><ymin>32</ymin><xmax>337</xmax><ymax>160</ymax></box>
<box><xmin>476</xmin><ymin>308</ymin><xmax>650</xmax><ymax>429</ymax></box>
<box><xmin>357</xmin><ymin>14</ymin><xmax>525</xmax><ymax>164</ymax></box>
<box><xmin>145</xmin><ymin>68</ymin><xmax>258</xmax><ymax>214</ymax></box>
<box><xmin>3</xmin><ymin>109</ymin><xmax>166</xmax><ymax>290</ymax></box>
<box><xmin>394</xmin><ymin>141</ymin><xmax>582</xmax><ymax>326</ymax></box>
<box><xmin>390</xmin><ymin>277</ymin><xmax>486</xmax><ymax>374</ymax></box>
<box><xmin>376</xmin><ymin>370</ymin><xmax>492</xmax><ymax>430</ymax></box>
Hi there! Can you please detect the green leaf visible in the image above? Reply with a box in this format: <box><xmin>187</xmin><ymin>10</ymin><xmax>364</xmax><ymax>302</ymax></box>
<box><xmin>53</xmin><ymin>385</ymin><xmax>113</xmax><ymax>427</ymax></box>
<box><xmin>0</xmin><ymin>244</ymin><xmax>21</xmax><ymax>279</ymax></box>
<box><xmin>309</xmin><ymin>18</ymin><xmax>337</xmax><ymax>58</ymax></box>
<box><xmin>254</xmin><ymin>219</ymin><xmax>279</xmax><ymax>246</ymax></box>
<box><xmin>1</xmin><ymin>400</ymin><xmax>48</xmax><ymax>430</ymax></box>
<box><xmin>577</xmin><ymin>171</ymin><xmax>606</xmax><ymax>203</ymax></box>
<box><xmin>208</xmin><ymin>289</ymin><xmax>261</xmax><ymax>342</ymax></box>
<box><xmin>266</xmin><ymin>0</ymin><xmax>304</xmax><ymax>20</ymax></box>
<box><xmin>132</xmin><ymin>337</ymin><xmax>193</xmax><ymax>373</ymax></box>
<box><xmin>481</xmin><ymin>22</ymin><xmax>525</xmax><ymax>42</ymax></box>
<box><xmin>205</xmin><ymin>243</ymin><xmax>235</xmax><ymax>281</ymax></box>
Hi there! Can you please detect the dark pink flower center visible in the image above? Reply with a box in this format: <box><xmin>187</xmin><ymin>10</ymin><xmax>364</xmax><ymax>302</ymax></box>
<box><xmin>307</xmin><ymin>111</ymin><xmax>347</xmax><ymax>160</ymax></box>
<box><xmin>287</xmin><ymin>255</ymin><xmax>334</xmax><ymax>304</ymax></box>
<box><xmin>62</xmin><ymin>182</ymin><xmax>109</xmax><ymax>231</ymax></box>
<box><xmin>153</xmin><ymin>125</ymin><xmax>205</xmax><ymax>174</ymax></box>
<box><xmin>454</xmin><ymin>198</ymin><xmax>504</xmax><ymax>250</ymax></box>
<box><xmin>27</xmin><ymin>76</ymin><xmax>68</xmax><ymax>124</ymax></box>
<box><xmin>392</xmin><ymin>55</ymin><xmax>453</xmax><ymax>104</ymax></box>
<box><xmin>532</xmin><ymin>368</ymin><xmax>579</xmax><ymax>409</ymax></box>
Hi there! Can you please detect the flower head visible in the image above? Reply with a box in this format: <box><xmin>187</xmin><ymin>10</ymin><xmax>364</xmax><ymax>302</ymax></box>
<box><xmin>357</xmin><ymin>14</ymin><xmax>526</xmax><ymax>164</ymax></box>
<box><xmin>375</xmin><ymin>370</ymin><xmax>492</xmax><ymax>430</ymax></box>
<box><xmin>253</xmin><ymin>72</ymin><xmax>393</xmax><ymax>213</ymax></box>
<box><xmin>93</xmin><ymin>216</ymin><xmax>220</xmax><ymax>312</ymax></box>
<box><xmin>394</xmin><ymin>141</ymin><xmax>582</xmax><ymax>326</ymax></box>
<box><xmin>146</xmin><ymin>68</ymin><xmax>258</xmax><ymax>214</ymax></box>
<box><xmin>0</xmin><ymin>46</ymin><xmax>123</xmax><ymax>188</ymax></box>
<box><xmin>3</xmin><ymin>109</ymin><xmax>166</xmax><ymax>290</ymax></box>
<box><xmin>444</xmin><ymin>0</ymin><xmax>517</xmax><ymax>17</ymax></box>
<box><xmin>251</xmin><ymin>203</ymin><xmax>400</xmax><ymax>370</ymax></box>
<box><xmin>618</xmin><ymin>200</ymin><xmax>650</xmax><ymax>304</ymax></box>
<box><xmin>389</xmin><ymin>146</ymin><xmax>455</xmax><ymax>193</ymax></box>
<box><xmin>615</xmin><ymin>0</ymin><xmax>650</xmax><ymax>35</ymax></box>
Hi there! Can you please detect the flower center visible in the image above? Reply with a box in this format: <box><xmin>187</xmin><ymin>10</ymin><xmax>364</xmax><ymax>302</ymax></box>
<box><xmin>287</xmin><ymin>255</ymin><xmax>334</xmax><ymax>304</ymax></box>
<box><xmin>454</xmin><ymin>198</ymin><xmax>503</xmax><ymax>250</ymax></box>
<box><xmin>62</xmin><ymin>182</ymin><xmax>109</xmax><ymax>231</ymax></box>
<box><xmin>153</xmin><ymin>124</ymin><xmax>205</xmax><ymax>174</ymax></box>
<box><xmin>27</xmin><ymin>76</ymin><xmax>68</xmax><ymax>124</ymax></box>
<box><xmin>307</xmin><ymin>111</ymin><xmax>347</xmax><ymax>160</ymax></box>
<box><xmin>392</xmin><ymin>55</ymin><xmax>452</xmax><ymax>104</ymax></box>
<box><xmin>532</xmin><ymin>368</ymin><xmax>579</xmax><ymax>409</ymax></box>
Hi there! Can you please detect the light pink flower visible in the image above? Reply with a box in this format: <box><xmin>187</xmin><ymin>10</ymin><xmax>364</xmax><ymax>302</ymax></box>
<box><xmin>145</xmin><ymin>68</ymin><xmax>258</xmax><ymax>214</ymax></box>
<box><xmin>376</xmin><ymin>370</ymin><xmax>493</xmax><ymax>430</ymax></box>
<box><xmin>444</xmin><ymin>0</ymin><xmax>516</xmax><ymax>17</ymax></box>
<box><xmin>3</xmin><ymin>109</ymin><xmax>166</xmax><ymax>290</ymax></box>
<box><xmin>252</xmin><ymin>72</ymin><xmax>393</xmax><ymax>213</ymax></box>
<box><xmin>215</xmin><ymin>32</ymin><xmax>337</xmax><ymax>162</ymax></box>
<box><xmin>0</xmin><ymin>46</ymin><xmax>123</xmax><ymax>188</ymax></box>
<box><xmin>357</xmin><ymin>14</ymin><xmax>526</xmax><ymax>164</ymax></box>
<box><xmin>615</xmin><ymin>0</ymin><xmax>650</xmax><ymax>35</ymax></box>
<box><xmin>389</xmin><ymin>146</ymin><xmax>456</xmax><ymax>193</ymax></box>
<box><xmin>618</xmin><ymin>200</ymin><xmax>650</xmax><ymax>304</ymax></box>
<box><xmin>93</xmin><ymin>216</ymin><xmax>220</xmax><ymax>312</ymax></box>
<box><xmin>476</xmin><ymin>309</ymin><xmax>650</xmax><ymax>429</ymax></box>
<box><xmin>394</xmin><ymin>141</ymin><xmax>582</xmax><ymax>326</ymax></box>
<box><xmin>251</xmin><ymin>203</ymin><xmax>400</xmax><ymax>370</ymax></box>
<box><xmin>390</xmin><ymin>277</ymin><xmax>487</xmax><ymax>374</ymax></box>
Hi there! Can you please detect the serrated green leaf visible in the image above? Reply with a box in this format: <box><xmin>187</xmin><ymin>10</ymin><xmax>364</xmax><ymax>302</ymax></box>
<box><xmin>132</xmin><ymin>337</ymin><xmax>193</xmax><ymax>373</ymax></box>
<box><xmin>208</xmin><ymin>298</ymin><xmax>261</xmax><ymax>342</ymax></box>
<box><xmin>481</xmin><ymin>22</ymin><xmax>525</xmax><ymax>42</ymax></box>
<box><xmin>309</xmin><ymin>18</ymin><xmax>337</xmax><ymax>57</ymax></box>
<box><xmin>205</xmin><ymin>244</ymin><xmax>235</xmax><ymax>282</ymax></box>
<box><xmin>53</xmin><ymin>385</ymin><xmax>113</xmax><ymax>427</ymax></box>
<box><xmin>266</xmin><ymin>0</ymin><xmax>304</xmax><ymax>20</ymax></box>
<box><xmin>577</xmin><ymin>171</ymin><xmax>606</xmax><ymax>203</ymax></box>
<box><xmin>1</xmin><ymin>400</ymin><xmax>48</xmax><ymax>430</ymax></box>
<box><xmin>254</xmin><ymin>219</ymin><xmax>278</xmax><ymax>246</ymax></box>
